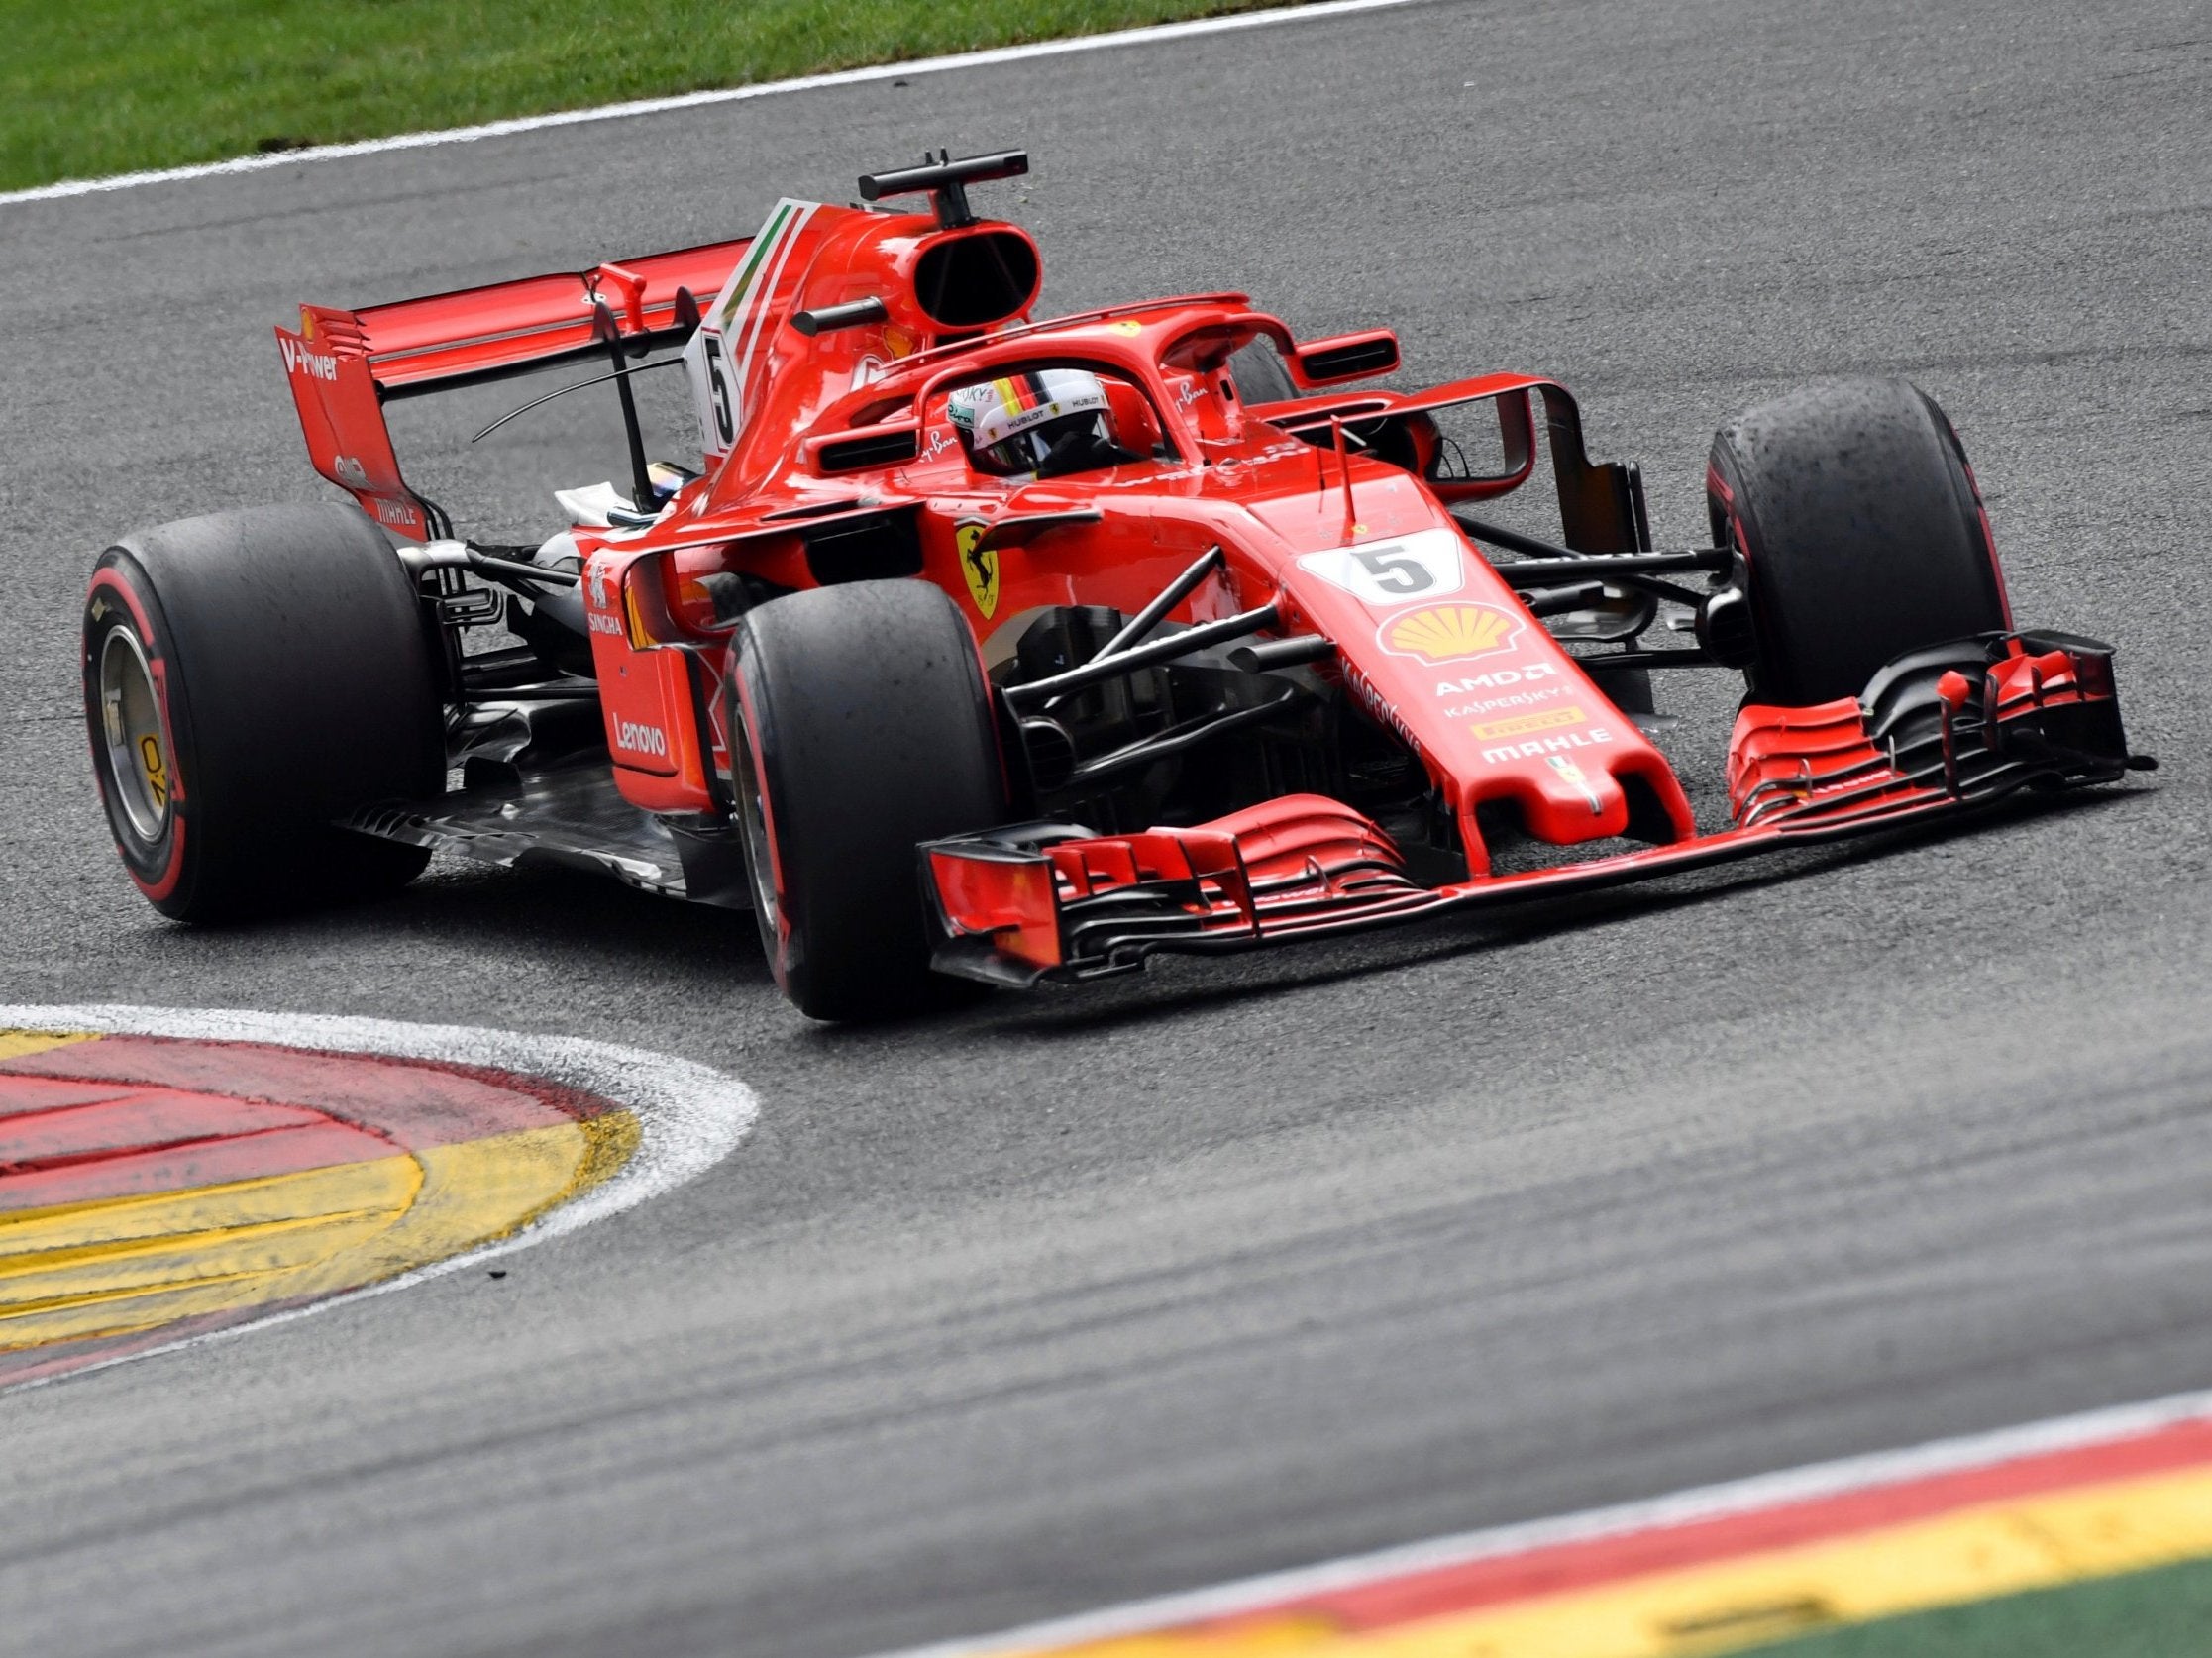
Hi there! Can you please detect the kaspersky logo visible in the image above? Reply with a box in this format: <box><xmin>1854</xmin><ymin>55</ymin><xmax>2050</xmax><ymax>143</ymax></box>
<box><xmin>1377</xmin><ymin>603</ymin><xmax>1523</xmax><ymax>665</ymax></box>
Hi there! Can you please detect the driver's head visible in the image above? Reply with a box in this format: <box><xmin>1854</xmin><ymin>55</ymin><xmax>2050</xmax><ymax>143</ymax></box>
<box><xmin>948</xmin><ymin>369</ymin><xmax>1129</xmax><ymax>477</ymax></box>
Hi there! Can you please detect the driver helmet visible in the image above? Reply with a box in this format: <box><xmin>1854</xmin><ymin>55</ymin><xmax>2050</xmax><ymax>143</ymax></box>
<box><xmin>947</xmin><ymin>369</ymin><xmax>1118</xmax><ymax>476</ymax></box>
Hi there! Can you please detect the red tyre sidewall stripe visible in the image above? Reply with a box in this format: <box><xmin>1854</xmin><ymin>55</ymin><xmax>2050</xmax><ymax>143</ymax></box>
<box><xmin>85</xmin><ymin>563</ymin><xmax>190</xmax><ymax>904</ymax></box>
<box><xmin>728</xmin><ymin>660</ymin><xmax>794</xmax><ymax>988</ymax></box>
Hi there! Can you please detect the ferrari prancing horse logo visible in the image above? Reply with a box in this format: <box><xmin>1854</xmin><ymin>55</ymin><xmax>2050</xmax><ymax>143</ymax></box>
<box><xmin>956</xmin><ymin>520</ymin><xmax>1000</xmax><ymax>619</ymax></box>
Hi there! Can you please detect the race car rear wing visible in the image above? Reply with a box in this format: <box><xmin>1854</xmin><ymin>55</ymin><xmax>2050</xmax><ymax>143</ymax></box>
<box><xmin>273</xmin><ymin>235</ymin><xmax>755</xmax><ymax>539</ymax></box>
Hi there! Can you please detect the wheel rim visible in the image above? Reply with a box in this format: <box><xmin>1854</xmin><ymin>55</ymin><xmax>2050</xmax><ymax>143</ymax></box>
<box><xmin>97</xmin><ymin>627</ymin><xmax>172</xmax><ymax>845</ymax></box>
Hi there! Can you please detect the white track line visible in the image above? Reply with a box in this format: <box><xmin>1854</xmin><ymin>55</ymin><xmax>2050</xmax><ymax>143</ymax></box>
<box><xmin>874</xmin><ymin>1382</ymin><xmax>2212</xmax><ymax>1656</ymax></box>
<box><xmin>0</xmin><ymin>1001</ymin><xmax>757</xmax><ymax>1392</ymax></box>
<box><xmin>0</xmin><ymin>0</ymin><xmax>1427</xmax><ymax>208</ymax></box>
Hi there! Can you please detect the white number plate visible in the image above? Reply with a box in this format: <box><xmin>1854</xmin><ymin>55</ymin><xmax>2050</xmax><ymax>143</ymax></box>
<box><xmin>1296</xmin><ymin>527</ymin><xmax>1467</xmax><ymax>606</ymax></box>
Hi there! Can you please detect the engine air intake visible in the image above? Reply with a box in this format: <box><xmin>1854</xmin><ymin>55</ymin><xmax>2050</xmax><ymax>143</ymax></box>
<box><xmin>913</xmin><ymin>229</ymin><xmax>1041</xmax><ymax>329</ymax></box>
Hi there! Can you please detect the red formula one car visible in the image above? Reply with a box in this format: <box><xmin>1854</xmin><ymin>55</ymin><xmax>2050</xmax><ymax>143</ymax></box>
<box><xmin>83</xmin><ymin>152</ymin><xmax>2148</xmax><ymax>1018</ymax></box>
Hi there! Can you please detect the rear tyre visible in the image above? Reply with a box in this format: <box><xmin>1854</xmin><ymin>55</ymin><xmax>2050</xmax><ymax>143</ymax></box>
<box><xmin>82</xmin><ymin>504</ymin><xmax>443</xmax><ymax>920</ymax></box>
<box><xmin>727</xmin><ymin>580</ymin><xmax>1006</xmax><ymax>1021</ymax></box>
<box><xmin>1708</xmin><ymin>377</ymin><xmax>2009</xmax><ymax>706</ymax></box>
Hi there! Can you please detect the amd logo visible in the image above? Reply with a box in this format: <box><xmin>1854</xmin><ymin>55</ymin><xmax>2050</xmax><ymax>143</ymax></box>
<box><xmin>614</xmin><ymin>718</ymin><xmax>668</xmax><ymax>757</ymax></box>
<box><xmin>279</xmin><ymin>336</ymin><xmax>338</xmax><ymax>381</ymax></box>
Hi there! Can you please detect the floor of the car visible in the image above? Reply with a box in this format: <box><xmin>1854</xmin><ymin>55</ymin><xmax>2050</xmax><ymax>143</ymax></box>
<box><xmin>347</xmin><ymin>760</ymin><xmax>722</xmax><ymax>902</ymax></box>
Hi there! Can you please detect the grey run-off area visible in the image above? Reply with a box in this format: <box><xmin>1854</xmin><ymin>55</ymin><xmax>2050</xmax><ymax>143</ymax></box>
<box><xmin>1</xmin><ymin>0</ymin><xmax>2208</xmax><ymax>1653</ymax></box>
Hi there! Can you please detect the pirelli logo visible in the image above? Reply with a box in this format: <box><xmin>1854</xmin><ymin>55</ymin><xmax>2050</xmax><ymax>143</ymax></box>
<box><xmin>1468</xmin><ymin>706</ymin><xmax>1584</xmax><ymax>741</ymax></box>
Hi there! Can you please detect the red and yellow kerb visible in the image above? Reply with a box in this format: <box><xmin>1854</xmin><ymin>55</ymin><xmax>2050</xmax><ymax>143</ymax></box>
<box><xmin>0</xmin><ymin>1027</ymin><xmax>637</xmax><ymax>1389</ymax></box>
<box><xmin>985</xmin><ymin>1416</ymin><xmax>2212</xmax><ymax>1656</ymax></box>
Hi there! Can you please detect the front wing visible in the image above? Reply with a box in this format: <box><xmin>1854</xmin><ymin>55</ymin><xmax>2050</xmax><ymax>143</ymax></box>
<box><xmin>923</xmin><ymin>632</ymin><xmax>2147</xmax><ymax>986</ymax></box>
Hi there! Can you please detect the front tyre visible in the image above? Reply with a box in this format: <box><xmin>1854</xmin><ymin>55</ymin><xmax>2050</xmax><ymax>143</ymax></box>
<box><xmin>1227</xmin><ymin>338</ymin><xmax>1299</xmax><ymax>407</ymax></box>
<box><xmin>83</xmin><ymin>504</ymin><xmax>444</xmax><ymax>920</ymax></box>
<box><xmin>1709</xmin><ymin>377</ymin><xmax>2010</xmax><ymax>706</ymax></box>
<box><xmin>727</xmin><ymin>580</ymin><xmax>1007</xmax><ymax>1021</ymax></box>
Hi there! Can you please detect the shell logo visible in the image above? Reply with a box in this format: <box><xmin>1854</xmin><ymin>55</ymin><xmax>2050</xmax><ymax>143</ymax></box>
<box><xmin>1377</xmin><ymin>603</ymin><xmax>1524</xmax><ymax>665</ymax></box>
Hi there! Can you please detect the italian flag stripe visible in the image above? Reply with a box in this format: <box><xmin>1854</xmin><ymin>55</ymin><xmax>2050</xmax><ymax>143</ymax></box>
<box><xmin>717</xmin><ymin>200</ymin><xmax>793</xmax><ymax>334</ymax></box>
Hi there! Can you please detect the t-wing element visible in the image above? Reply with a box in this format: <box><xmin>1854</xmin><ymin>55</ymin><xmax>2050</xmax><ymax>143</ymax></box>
<box><xmin>859</xmin><ymin>149</ymin><xmax>1029</xmax><ymax>228</ymax></box>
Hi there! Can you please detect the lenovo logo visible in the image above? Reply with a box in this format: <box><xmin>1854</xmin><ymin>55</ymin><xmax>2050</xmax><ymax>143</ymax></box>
<box><xmin>614</xmin><ymin>718</ymin><xmax>668</xmax><ymax>758</ymax></box>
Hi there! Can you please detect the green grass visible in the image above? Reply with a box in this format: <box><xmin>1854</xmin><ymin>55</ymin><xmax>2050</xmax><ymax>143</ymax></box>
<box><xmin>0</xmin><ymin>0</ymin><xmax>1281</xmax><ymax>191</ymax></box>
<box><xmin>1743</xmin><ymin>1554</ymin><xmax>2212</xmax><ymax>1658</ymax></box>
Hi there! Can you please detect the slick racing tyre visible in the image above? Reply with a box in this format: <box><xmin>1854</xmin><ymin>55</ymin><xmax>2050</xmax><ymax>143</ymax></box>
<box><xmin>1708</xmin><ymin>377</ymin><xmax>2010</xmax><ymax>706</ymax></box>
<box><xmin>83</xmin><ymin>504</ymin><xmax>444</xmax><ymax>920</ymax></box>
<box><xmin>727</xmin><ymin>579</ymin><xmax>1007</xmax><ymax>1021</ymax></box>
<box><xmin>1228</xmin><ymin>338</ymin><xmax>1300</xmax><ymax>407</ymax></box>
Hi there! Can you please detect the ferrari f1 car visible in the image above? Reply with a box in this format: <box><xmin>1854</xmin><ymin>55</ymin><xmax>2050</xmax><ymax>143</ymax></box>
<box><xmin>84</xmin><ymin>151</ymin><xmax>2149</xmax><ymax>1019</ymax></box>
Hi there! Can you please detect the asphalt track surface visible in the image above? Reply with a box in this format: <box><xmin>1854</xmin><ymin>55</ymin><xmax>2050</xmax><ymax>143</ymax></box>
<box><xmin>1</xmin><ymin>1</ymin><xmax>2207</xmax><ymax>1653</ymax></box>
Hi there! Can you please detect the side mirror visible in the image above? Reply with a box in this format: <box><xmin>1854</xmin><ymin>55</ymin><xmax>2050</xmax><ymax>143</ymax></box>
<box><xmin>1292</xmin><ymin>328</ymin><xmax>1401</xmax><ymax>386</ymax></box>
